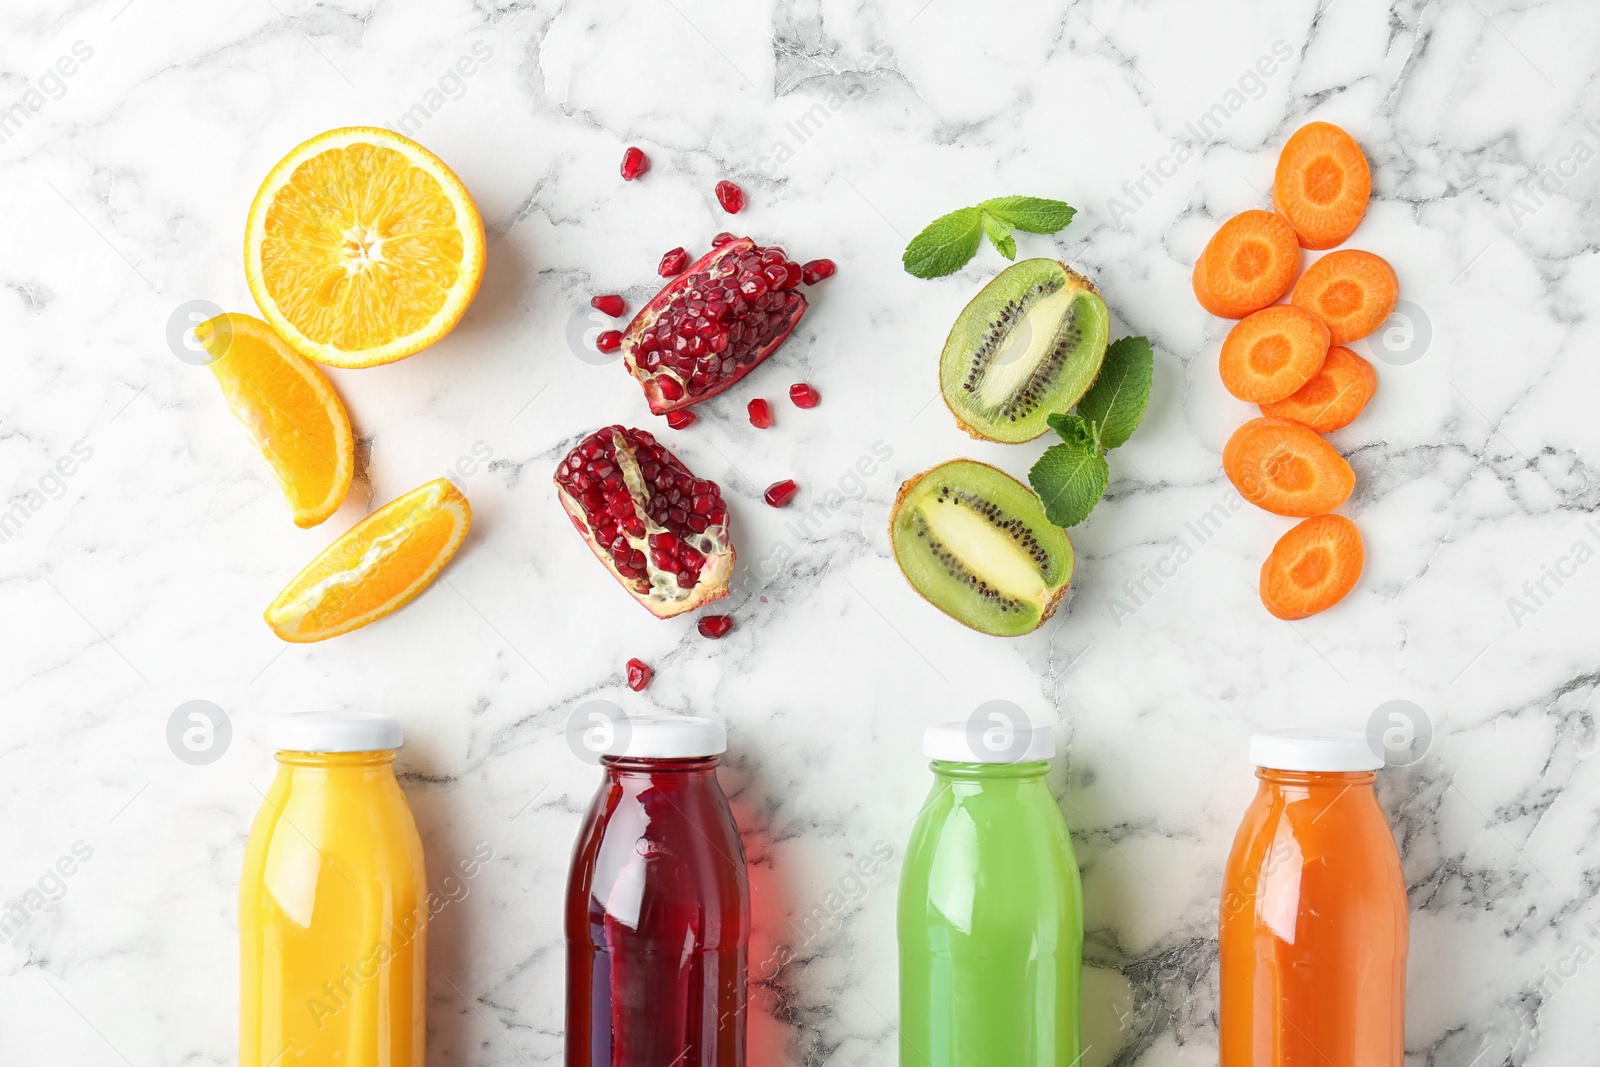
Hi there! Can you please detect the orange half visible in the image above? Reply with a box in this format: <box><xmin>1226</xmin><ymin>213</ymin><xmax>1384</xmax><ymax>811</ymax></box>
<box><xmin>245</xmin><ymin>127</ymin><xmax>486</xmax><ymax>368</ymax></box>
<box><xmin>197</xmin><ymin>312</ymin><xmax>353</xmax><ymax>528</ymax></box>
<box><xmin>266</xmin><ymin>478</ymin><xmax>472</xmax><ymax>642</ymax></box>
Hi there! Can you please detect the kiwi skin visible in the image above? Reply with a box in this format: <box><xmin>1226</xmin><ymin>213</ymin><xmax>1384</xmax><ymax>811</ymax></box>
<box><xmin>941</xmin><ymin>260</ymin><xmax>1108</xmax><ymax>444</ymax></box>
<box><xmin>888</xmin><ymin>459</ymin><xmax>1075</xmax><ymax>637</ymax></box>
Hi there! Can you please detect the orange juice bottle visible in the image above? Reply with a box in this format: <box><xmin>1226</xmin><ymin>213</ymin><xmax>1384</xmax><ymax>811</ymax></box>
<box><xmin>1219</xmin><ymin>729</ymin><xmax>1407</xmax><ymax>1066</ymax></box>
<box><xmin>240</xmin><ymin>712</ymin><xmax>427</xmax><ymax>1067</ymax></box>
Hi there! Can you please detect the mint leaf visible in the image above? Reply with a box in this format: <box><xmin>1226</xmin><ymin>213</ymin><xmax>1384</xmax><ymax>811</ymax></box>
<box><xmin>981</xmin><ymin>211</ymin><xmax>1016</xmax><ymax>260</ymax></box>
<box><xmin>1047</xmin><ymin>411</ymin><xmax>1099</xmax><ymax>450</ymax></box>
<box><xmin>903</xmin><ymin>207</ymin><xmax>983</xmax><ymax>279</ymax></box>
<box><xmin>1077</xmin><ymin>336</ymin><xmax>1153</xmax><ymax>450</ymax></box>
<box><xmin>1029</xmin><ymin>423</ymin><xmax>1109</xmax><ymax>528</ymax></box>
<box><xmin>979</xmin><ymin>196</ymin><xmax>1076</xmax><ymax>234</ymax></box>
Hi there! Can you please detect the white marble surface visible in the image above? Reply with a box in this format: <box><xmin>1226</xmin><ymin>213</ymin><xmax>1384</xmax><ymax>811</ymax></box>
<box><xmin>2</xmin><ymin>0</ymin><xmax>1599</xmax><ymax>1063</ymax></box>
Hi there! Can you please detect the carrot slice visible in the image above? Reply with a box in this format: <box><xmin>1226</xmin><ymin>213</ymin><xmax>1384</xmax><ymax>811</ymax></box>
<box><xmin>1222</xmin><ymin>417</ymin><xmax>1354</xmax><ymax>517</ymax></box>
<box><xmin>1192</xmin><ymin>210</ymin><xmax>1300</xmax><ymax>318</ymax></box>
<box><xmin>1260</xmin><ymin>346</ymin><xmax>1377</xmax><ymax>432</ymax></box>
<box><xmin>1260</xmin><ymin>514</ymin><xmax>1364</xmax><ymax>619</ymax></box>
<box><xmin>1273</xmin><ymin>122</ymin><xmax>1371</xmax><ymax>250</ymax></box>
<box><xmin>1290</xmin><ymin>249</ymin><xmax>1397</xmax><ymax>344</ymax></box>
<box><xmin>1219</xmin><ymin>306</ymin><xmax>1331</xmax><ymax>403</ymax></box>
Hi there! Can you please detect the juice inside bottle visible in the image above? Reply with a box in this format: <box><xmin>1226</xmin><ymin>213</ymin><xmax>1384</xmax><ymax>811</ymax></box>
<box><xmin>565</xmin><ymin>715</ymin><xmax>750</xmax><ymax>1067</ymax></box>
<box><xmin>239</xmin><ymin>711</ymin><xmax>427</xmax><ymax>1067</ymax></box>
<box><xmin>898</xmin><ymin>720</ymin><xmax>1083</xmax><ymax>1066</ymax></box>
<box><xmin>1219</xmin><ymin>729</ymin><xmax>1407</xmax><ymax>1066</ymax></box>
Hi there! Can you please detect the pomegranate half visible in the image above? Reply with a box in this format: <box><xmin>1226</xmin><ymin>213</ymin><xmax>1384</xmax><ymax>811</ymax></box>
<box><xmin>620</xmin><ymin>237</ymin><xmax>809</xmax><ymax>413</ymax></box>
<box><xmin>554</xmin><ymin>425</ymin><xmax>733</xmax><ymax>618</ymax></box>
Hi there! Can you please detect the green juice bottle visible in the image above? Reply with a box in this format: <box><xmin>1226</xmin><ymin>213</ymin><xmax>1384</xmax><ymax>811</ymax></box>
<box><xmin>898</xmin><ymin>719</ymin><xmax>1083</xmax><ymax>1066</ymax></box>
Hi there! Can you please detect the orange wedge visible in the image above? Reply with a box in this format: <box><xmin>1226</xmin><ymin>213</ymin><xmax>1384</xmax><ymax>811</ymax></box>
<box><xmin>266</xmin><ymin>478</ymin><xmax>471</xmax><ymax>642</ymax></box>
<box><xmin>245</xmin><ymin>127</ymin><xmax>486</xmax><ymax>369</ymax></box>
<box><xmin>196</xmin><ymin>312</ymin><xmax>353</xmax><ymax>528</ymax></box>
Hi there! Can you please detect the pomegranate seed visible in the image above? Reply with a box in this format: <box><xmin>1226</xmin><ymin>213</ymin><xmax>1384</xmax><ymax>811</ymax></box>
<box><xmin>595</xmin><ymin>330</ymin><xmax>622</xmax><ymax>353</ymax></box>
<box><xmin>621</xmin><ymin>146</ymin><xmax>649</xmax><ymax>181</ymax></box>
<box><xmin>658</xmin><ymin>377</ymin><xmax>684</xmax><ymax>401</ymax></box>
<box><xmin>659</xmin><ymin>247</ymin><xmax>690</xmax><ymax>277</ymax></box>
<box><xmin>698</xmin><ymin>614</ymin><xmax>734</xmax><ymax>639</ymax></box>
<box><xmin>591</xmin><ymin>294</ymin><xmax>626</xmax><ymax>318</ymax></box>
<box><xmin>711</xmin><ymin>232</ymin><xmax>738</xmax><ymax>247</ymax></box>
<box><xmin>715</xmin><ymin>180</ymin><xmax>745</xmax><ymax>214</ymax></box>
<box><xmin>747</xmin><ymin>398</ymin><xmax>773</xmax><ymax>429</ymax></box>
<box><xmin>801</xmin><ymin>258</ymin><xmax>836</xmax><ymax>285</ymax></box>
<box><xmin>625</xmin><ymin>658</ymin><xmax>653</xmax><ymax>691</ymax></box>
<box><xmin>788</xmin><ymin>383</ymin><xmax>820</xmax><ymax>408</ymax></box>
<box><xmin>763</xmin><ymin>479</ymin><xmax>798</xmax><ymax>507</ymax></box>
<box><xmin>665</xmin><ymin>410</ymin><xmax>696</xmax><ymax>429</ymax></box>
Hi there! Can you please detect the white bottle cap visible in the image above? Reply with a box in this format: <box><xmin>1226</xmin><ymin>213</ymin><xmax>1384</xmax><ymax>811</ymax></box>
<box><xmin>266</xmin><ymin>711</ymin><xmax>404</xmax><ymax>753</ymax></box>
<box><xmin>924</xmin><ymin>720</ymin><xmax>1055</xmax><ymax>764</ymax></box>
<box><xmin>606</xmin><ymin>715</ymin><xmax>726</xmax><ymax>759</ymax></box>
<box><xmin>1249</xmin><ymin>729</ymin><xmax>1382</xmax><ymax>772</ymax></box>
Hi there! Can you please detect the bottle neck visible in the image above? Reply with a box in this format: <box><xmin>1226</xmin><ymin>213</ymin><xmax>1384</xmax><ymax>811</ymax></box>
<box><xmin>930</xmin><ymin>759</ymin><xmax>1050</xmax><ymax>782</ymax></box>
<box><xmin>276</xmin><ymin>749</ymin><xmax>397</xmax><ymax>773</ymax></box>
<box><xmin>1256</xmin><ymin>767</ymin><xmax>1376</xmax><ymax>788</ymax></box>
<box><xmin>602</xmin><ymin>755</ymin><xmax>721</xmax><ymax>778</ymax></box>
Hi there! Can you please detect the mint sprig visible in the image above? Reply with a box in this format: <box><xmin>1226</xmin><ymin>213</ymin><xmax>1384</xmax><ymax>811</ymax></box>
<box><xmin>903</xmin><ymin>196</ymin><xmax>1076</xmax><ymax>278</ymax></box>
<box><xmin>1028</xmin><ymin>336</ymin><xmax>1153</xmax><ymax>527</ymax></box>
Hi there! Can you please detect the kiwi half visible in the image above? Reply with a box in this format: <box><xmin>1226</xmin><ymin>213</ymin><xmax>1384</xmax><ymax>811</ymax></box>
<box><xmin>889</xmin><ymin>459</ymin><xmax>1074</xmax><ymax>637</ymax></box>
<box><xmin>940</xmin><ymin>259</ymin><xmax>1110</xmax><ymax>443</ymax></box>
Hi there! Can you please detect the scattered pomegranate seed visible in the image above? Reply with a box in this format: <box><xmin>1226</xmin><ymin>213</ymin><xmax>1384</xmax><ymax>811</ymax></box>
<box><xmin>621</xmin><ymin>146</ymin><xmax>649</xmax><ymax>181</ymax></box>
<box><xmin>789</xmin><ymin>383</ymin><xmax>820</xmax><ymax>408</ymax></box>
<box><xmin>665</xmin><ymin>410</ymin><xmax>697</xmax><ymax>429</ymax></box>
<box><xmin>801</xmin><ymin>259</ymin><xmax>836</xmax><ymax>285</ymax></box>
<box><xmin>698</xmin><ymin>614</ymin><xmax>734</xmax><ymax>639</ymax></box>
<box><xmin>715</xmin><ymin>180</ymin><xmax>745</xmax><ymax>214</ymax></box>
<box><xmin>591</xmin><ymin>294</ymin><xmax>626</xmax><ymax>318</ymax></box>
<box><xmin>747</xmin><ymin>398</ymin><xmax>773</xmax><ymax>429</ymax></box>
<box><xmin>658</xmin><ymin>247</ymin><xmax>690</xmax><ymax>277</ymax></box>
<box><xmin>764</xmin><ymin>479</ymin><xmax>798</xmax><ymax>507</ymax></box>
<box><xmin>710</xmin><ymin>232</ymin><xmax>738</xmax><ymax>247</ymax></box>
<box><xmin>596</xmin><ymin>330</ymin><xmax>622</xmax><ymax>353</ymax></box>
<box><xmin>625</xmin><ymin>658</ymin><xmax>653</xmax><ymax>691</ymax></box>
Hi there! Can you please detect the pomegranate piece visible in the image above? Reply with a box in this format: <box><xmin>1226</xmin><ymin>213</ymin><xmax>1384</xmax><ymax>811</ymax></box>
<box><xmin>763</xmin><ymin>479</ymin><xmax>798</xmax><ymax>508</ymax></box>
<box><xmin>595</xmin><ymin>330</ymin><xmax>622</xmax><ymax>354</ymax></box>
<box><xmin>715</xmin><ymin>180</ymin><xmax>745</xmax><ymax>214</ymax></box>
<box><xmin>658</xmin><ymin>247</ymin><xmax>690</xmax><ymax>277</ymax></box>
<box><xmin>625</xmin><ymin>658</ymin><xmax>653</xmax><ymax>691</ymax></box>
<box><xmin>788</xmin><ymin>383</ymin><xmax>820</xmax><ymax>408</ymax></box>
<box><xmin>748</xmin><ymin>398</ymin><xmax>773</xmax><ymax>429</ymax></box>
<box><xmin>591</xmin><ymin>294</ymin><xmax>626</xmax><ymax>318</ymax></box>
<box><xmin>665</xmin><ymin>409</ymin><xmax>697</xmax><ymax>429</ymax></box>
<box><xmin>554</xmin><ymin>425</ymin><xmax>734</xmax><ymax>619</ymax></box>
<box><xmin>698</xmin><ymin>614</ymin><xmax>734</xmax><ymax>639</ymax></box>
<box><xmin>801</xmin><ymin>258</ymin><xmax>836</xmax><ymax>285</ymax></box>
<box><xmin>621</xmin><ymin>146</ymin><xmax>649</xmax><ymax>181</ymax></box>
<box><xmin>620</xmin><ymin>237</ymin><xmax>809</xmax><ymax>413</ymax></box>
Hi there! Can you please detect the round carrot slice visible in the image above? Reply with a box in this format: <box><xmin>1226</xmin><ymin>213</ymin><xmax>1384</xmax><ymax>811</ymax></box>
<box><xmin>1219</xmin><ymin>306</ymin><xmax>1331</xmax><ymax>403</ymax></box>
<box><xmin>1260</xmin><ymin>346</ymin><xmax>1377</xmax><ymax>432</ymax></box>
<box><xmin>1192</xmin><ymin>210</ymin><xmax>1300</xmax><ymax>318</ymax></box>
<box><xmin>1222</xmin><ymin>417</ymin><xmax>1355</xmax><ymax>517</ymax></box>
<box><xmin>1290</xmin><ymin>249</ymin><xmax>1398</xmax><ymax>344</ymax></box>
<box><xmin>1273</xmin><ymin>122</ymin><xmax>1371</xmax><ymax>250</ymax></box>
<box><xmin>1260</xmin><ymin>514</ymin><xmax>1364</xmax><ymax>619</ymax></box>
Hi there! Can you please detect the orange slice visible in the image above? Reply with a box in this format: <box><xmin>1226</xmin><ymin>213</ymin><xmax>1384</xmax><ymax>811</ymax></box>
<box><xmin>245</xmin><ymin>127</ymin><xmax>486</xmax><ymax>368</ymax></box>
<box><xmin>196</xmin><ymin>312</ymin><xmax>353</xmax><ymax>528</ymax></box>
<box><xmin>266</xmin><ymin>478</ymin><xmax>472</xmax><ymax>642</ymax></box>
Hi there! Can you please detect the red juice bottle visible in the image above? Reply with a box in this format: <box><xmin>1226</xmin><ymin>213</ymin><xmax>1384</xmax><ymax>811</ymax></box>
<box><xmin>565</xmin><ymin>715</ymin><xmax>749</xmax><ymax>1066</ymax></box>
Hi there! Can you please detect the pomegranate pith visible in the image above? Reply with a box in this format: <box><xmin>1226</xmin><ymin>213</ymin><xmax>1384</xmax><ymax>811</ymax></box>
<box><xmin>658</xmin><ymin>247</ymin><xmax>690</xmax><ymax>277</ymax></box>
<box><xmin>764</xmin><ymin>479</ymin><xmax>798</xmax><ymax>507</ymax></box>
<box><xmin>665</xmin><ymin>410</ymin><xmax>697</xmax><ymax>429</ymax></box>
<box><xmin>801</xmin><ymin>259</ymin><xmax>836</xmax><ymax>285</ymax></box>
<box><xmin>789</xmin><ymin>383</ymin><xmax>820</xmax><ymax>408</ymax></box>
<box><xmin>748</xmin><ymin>398</ymin><xmax>773</xmax><ymax>428</ymax></box>
<box><xmin>715</xmin><ymin>180</ymin><xmax>745</xmax><ymax>214</ymax></box>
<box><xmin>596</xmin><ymin>330</ymin><xmax>622</xmax><ymax>353</ymax></box>
<box><xmin>621</xmin><ymin>146</ymin><xmax>649</xmax><ymax>181</ymax></box>
<box><xmin>554</xmin><ymin>425</ymin><xmax>734</xmax><ymax>619</ymax></box>
<box><xmin>620</xmin><ymin>237</ymin><xmax>810</xmax><ymax>413</ymax></box>
<box><xmin>592</xmin><ymin>294</ymin><xmax>626</xmax><ymax>318</ymax></box>
<box><xmin>625</xmin><ymin>658</ymin><xmax>653</xmax><ymax>691</ymax></box>
<box><xmin>698</xmin><ymin>614</ymin><xmax>734</xmax><ymax>638</ymax></box>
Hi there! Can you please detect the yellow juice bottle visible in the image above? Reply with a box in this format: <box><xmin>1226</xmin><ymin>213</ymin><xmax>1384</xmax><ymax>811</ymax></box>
<box><xmin>240</xmin><ymin>712</ymin><xmax>427</xmax><ymax>1067</ymax></box>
